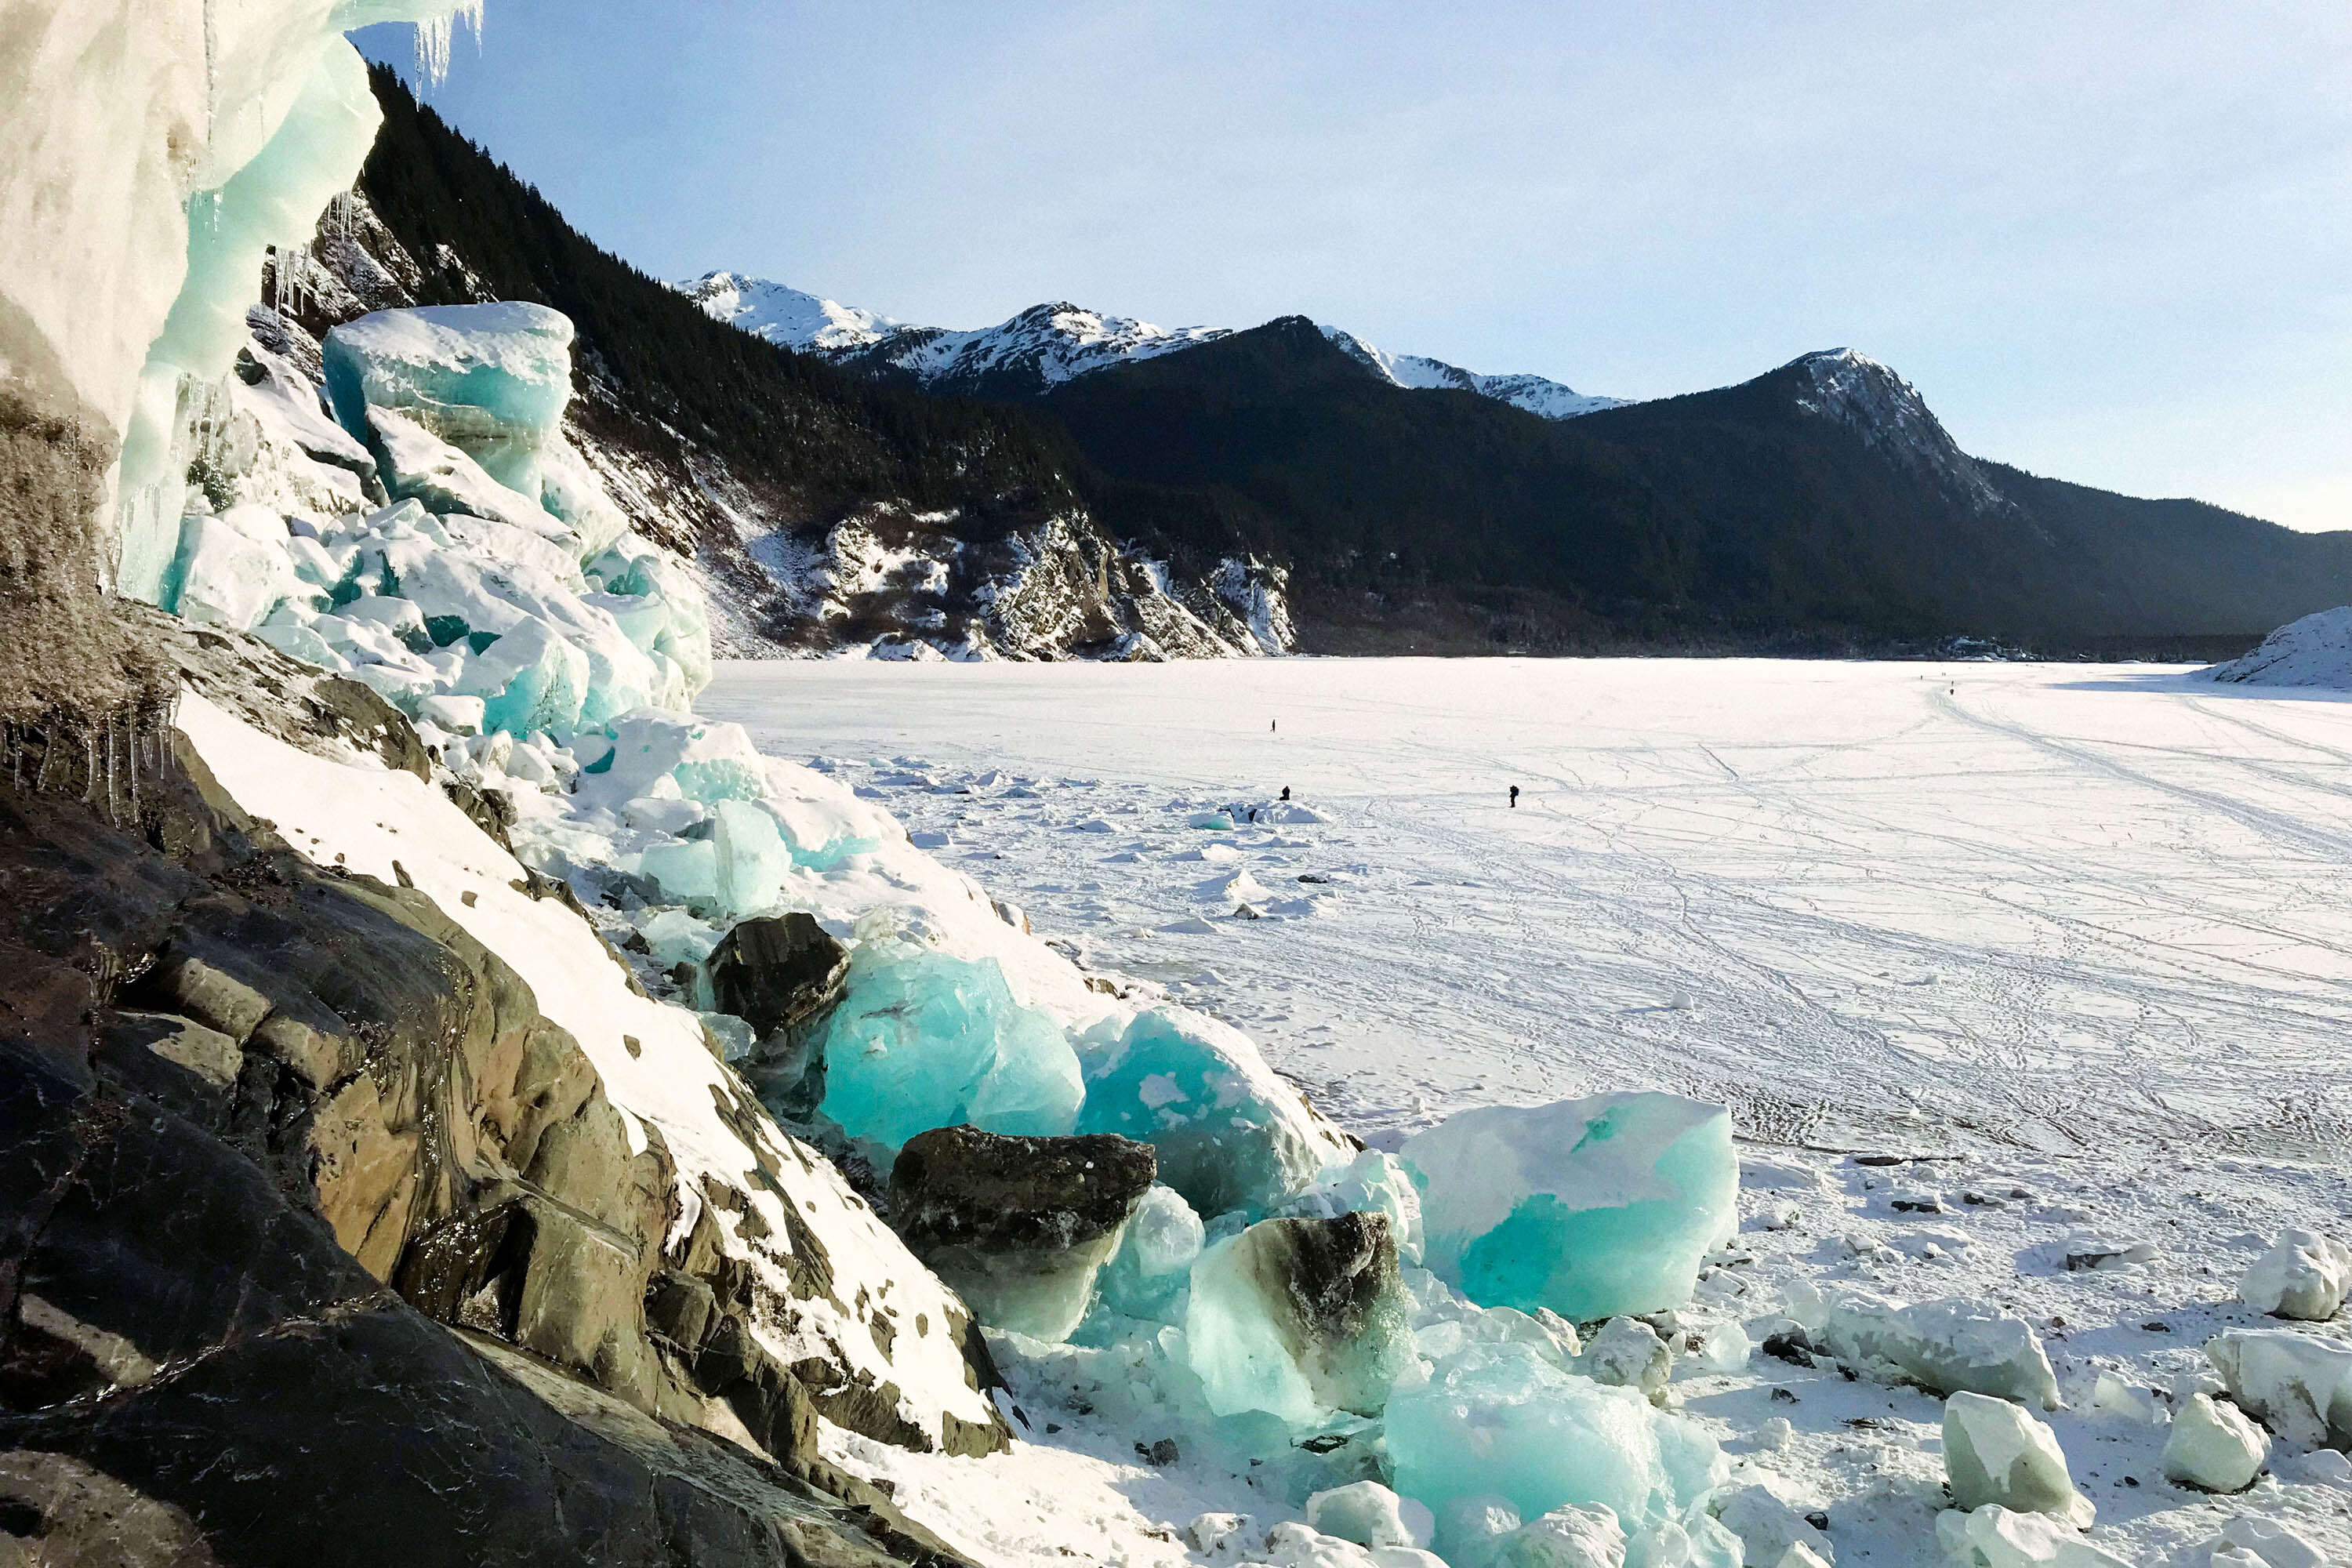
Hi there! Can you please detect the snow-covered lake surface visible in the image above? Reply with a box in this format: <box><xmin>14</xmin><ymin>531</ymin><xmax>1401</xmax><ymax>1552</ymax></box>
<box><xmin>705</xmin><ymin>655</ymin><xmax>2352</xmax><ymax>1567</ymax></box>
<box><xmin>706</xmin><ymin>656</ymin><xmax>2352</xmax><ymax>1161</ymax></box>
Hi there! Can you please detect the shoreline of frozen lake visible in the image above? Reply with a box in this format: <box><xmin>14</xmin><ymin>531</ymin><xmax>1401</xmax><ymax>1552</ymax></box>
<box><xmin>704</xmin><ymin>657</ymin><xmax>2352</xmax><ymax>1161</ymax></box>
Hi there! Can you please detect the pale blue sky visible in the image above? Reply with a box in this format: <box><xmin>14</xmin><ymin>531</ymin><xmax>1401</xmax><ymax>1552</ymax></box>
<box><xmin>356</xmin><ymin>1</ymin><xmax>2352</xmax><ymax>531</ymax></box>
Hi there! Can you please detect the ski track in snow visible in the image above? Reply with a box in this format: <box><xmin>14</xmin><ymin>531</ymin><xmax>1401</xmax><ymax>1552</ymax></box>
<box><xmin>704</xmin><ymin>655</ymin><xmax>2352</xmax><ymax>1567</ymax></box>
<box><xmin>705</xmin><ymin>658</ymin><xmax>2352</xmax><ymax>1163</ymax></box>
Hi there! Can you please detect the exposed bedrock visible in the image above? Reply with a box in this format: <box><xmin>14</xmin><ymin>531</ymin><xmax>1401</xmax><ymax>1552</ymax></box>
<box><xmin>887</xmin><ymin>1125</ymin><xmax>1157</xmax><ymax>1341</ymax></box>
<box><xmin>0</xmin><ymin>617</ymin><xmax>988</xmax><ymax>1565</ymax></box>
<box><xmin>704</xmin><ymin>912</ymin><xmax>851</xmax><ymax>1119</ymax></box>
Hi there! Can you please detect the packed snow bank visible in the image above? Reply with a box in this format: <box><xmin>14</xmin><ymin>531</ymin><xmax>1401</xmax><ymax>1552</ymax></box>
<box><xmin>1401</xmin><ymin>1094</ymin><xmax>1737</xmax><ymax>1320</ymax></box>
<box><xmin>2206</xmin><ymin>608</ymin><xmax>2352</xmax><ymax>688</ymax></box>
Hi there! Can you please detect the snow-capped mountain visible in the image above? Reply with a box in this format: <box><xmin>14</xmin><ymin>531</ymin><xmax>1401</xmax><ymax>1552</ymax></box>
<box><xmin>1319</xmin><ymin>325</ymin><xmax>1628</xmax><ymax>419</ymax></box>
<box><xmin>684</xmin><ymin>270</ymin><xmax>901</xmax><ymax>351</ymax></box>
<box><xmin>677</xmin><ymin>270</ymin><xmax>1624</xmax><ymax>416</ymax></box>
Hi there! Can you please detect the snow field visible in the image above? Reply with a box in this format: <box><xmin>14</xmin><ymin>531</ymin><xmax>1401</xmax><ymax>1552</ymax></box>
<box><xmin>703</xmin><ymin>655</ymin><xmax>2352</xmax><ymax>1566</ymax></box>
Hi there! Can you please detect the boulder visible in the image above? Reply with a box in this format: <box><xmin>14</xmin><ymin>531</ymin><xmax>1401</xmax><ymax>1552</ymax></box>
<box><xmin>887</xmin><ymin>1124</ymin><xmax>1156</xmax><ymax>1341</ymax></box>
<box><xmin>702</xmin><ymin>911</ymin><xmax>849</xmax><ymax>1117</ymax></box>
<box><xmin>1943</xmin><ymin>1392</ymin><xmax>2092</xmax><ymax>1528</ymax></box>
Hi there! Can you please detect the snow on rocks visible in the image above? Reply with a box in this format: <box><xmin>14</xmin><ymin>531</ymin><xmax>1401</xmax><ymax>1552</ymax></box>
<box><xmin>1401</xmin><ymin>1093</ymin><xmax>1739</xmax><ymax>1321</ymax></box>
<box><xmin>2240</xmin><ymin>1230</ymin><xmax>2352</xmax><ymax>1321</ymax></box>
<box><xmin>170</xmin><ymin>687</ymin><xmax>1004</xmax><ymax>1451</ymax></box>
<box><xmin>2163</xmin><ymin>1394</ymin><xmax>2271</xmax><ymax>1494</ymax></box>
<box><xmin>1941</xmin><ymin>1392</ymin><xmax>2094</xmax><ymax>1528</ymax></box>
<box><xmin>1786</xmin><ymin>1283</ymin><xmax>2061</xmax><ymax>1408</ymax></box>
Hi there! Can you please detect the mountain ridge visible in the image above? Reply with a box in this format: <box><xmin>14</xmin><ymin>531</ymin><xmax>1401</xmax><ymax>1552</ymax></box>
<box><xmin>677</xmin><ymin>269</ymin><xmax>1624</xmax><ymax>418</ymax></box>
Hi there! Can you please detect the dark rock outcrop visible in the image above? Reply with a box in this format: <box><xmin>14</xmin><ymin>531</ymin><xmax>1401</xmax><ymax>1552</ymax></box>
<box><xmin>888</xmin><ymin>1127</ymin><xmax>1156</xmax><ymax>1342</ymax></box>
<box><xmin>0</xmin><ymin>619</ymin><xmax>983</xmax><ymax>1565</ymax></box>
<box><xmin>705</xmin><ymin>913</ymin><xmax>849</xmax><ymax>1118</ymax></box>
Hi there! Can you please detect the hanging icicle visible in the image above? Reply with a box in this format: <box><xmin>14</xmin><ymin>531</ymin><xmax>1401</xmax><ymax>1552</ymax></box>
<box><xmin>415</xmin><ymin>1</ymin><xmax>483</xmax><ymax>89</ymax></box>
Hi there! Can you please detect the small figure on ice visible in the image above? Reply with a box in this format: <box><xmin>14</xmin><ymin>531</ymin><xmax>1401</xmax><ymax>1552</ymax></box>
<box><xmin>1271</xmin><ymin>719</ymin><xmax>1278</xmax><ymax>734</ymax></box>
<box><xmin>1509</xmin><ymin>785</ymin><xmax>1519</xmax><ymax>808</ymax></box>
<box><xmin>1279</xmin><ymin>786</ymin><xmax>1291</xmax><ymax>801</ymax></box>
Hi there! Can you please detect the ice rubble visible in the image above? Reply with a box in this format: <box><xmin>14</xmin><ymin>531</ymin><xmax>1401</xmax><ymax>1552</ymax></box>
<box><xmin>1387</xmin><ymin>1343</ymin><xmax>1740</xmax><ymax>1568</ymax></box>
<box><xmin>1941</xmin><ymin>1392</ymin><xmax>2093</xmax><ymax>1527</ymax></box>
<box><xmin>1786</xmin><ymin>1282</ymin><xmax>2061</xmax><ymax>1409</ymax></box>
<box><xmin>2239</xmin><ymin>1229</ymin><xmax>2352</xmax><ymax>1322</ymax></box>
<box><xmin>815</xmin><ymin>941</ymin><xmax>1085</xmax><ymax>1149</ymax></box>
<box><xmin>2206</xmin><ymin>1329</ymin><xmax>2352</xmax><ymax>1449</ymax></box>
<box><xmin>1078</xmin><ymin>1005</ymin><xmax>1354</xmax><ymax>1220</ymax></box>
<box><xmin>2164</xmin><ymin>1394</ymin><xmax>2271</xmax><ymax>1494</ymax></box>
<box><xmin>1401</xmin><ymin>1094</ymin><xmax>1738</xmax><ymax>1320</ymax></box>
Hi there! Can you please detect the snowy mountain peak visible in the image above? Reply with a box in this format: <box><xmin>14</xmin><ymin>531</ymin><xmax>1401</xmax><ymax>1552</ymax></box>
<box><xmin>678</xmin><ymin>270</ymin><xmax>899</xmax><ymax>352</ymax></box>
<box><xmin>1784</xmin><ymin>347</ymin><xmax>2009</xmax><ymax>513</ymax></box>
<box><xmin>680</xmin><ymin>270</ymin><xmax>1624</xmax><ymax>417</ymax></box>
<box><xmin>1319</xmin><ymin>325</ymin><xmax>1627</xmax><ymax>419</ymax></box>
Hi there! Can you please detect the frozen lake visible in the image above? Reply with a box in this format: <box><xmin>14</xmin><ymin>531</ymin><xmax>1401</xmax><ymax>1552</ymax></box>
<box><xmin>703</xmin><ymin>656</ymin><xmax>2352</xmax><ymax>1158</ymax></box>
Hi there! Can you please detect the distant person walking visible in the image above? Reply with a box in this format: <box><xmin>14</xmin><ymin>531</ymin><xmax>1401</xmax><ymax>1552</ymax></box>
<box><xmin>1509</xmin><ymin>786</ymin><xmax>1519</xmax><ymax>808</ymax></box>
<box><xmin>1271</xmin><ymin>719</ymin><xmax>1278</xmax><ymax>734</ymax></box>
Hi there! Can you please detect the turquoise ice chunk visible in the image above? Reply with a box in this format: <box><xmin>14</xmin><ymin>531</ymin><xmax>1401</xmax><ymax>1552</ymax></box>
<box><xmin>1097</xmin><ymin>1184</ymin><xmax>1206</xmax><ymax>1323</ymax></box>
<box><xmin>815</xmin><ymin>942</ymin><xmax>1083</xmax><ymax>1150</ymax></box>
<box><xmin>1389</xmin><ymin>1344</ymin><xmax>1728</xmax><ymax>1558</ymax></box>
<box><xmin>1077</xmin><ymin>1007</ymin><xmax>1334</xmax><ymax>1221</ymax></box>
<box><xmin>1402</xmin><ymin>1093</ymin><xmax>1737</xmax><ymax>1321</ymax></box>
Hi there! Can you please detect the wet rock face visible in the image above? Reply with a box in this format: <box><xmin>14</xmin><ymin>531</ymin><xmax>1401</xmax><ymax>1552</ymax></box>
<box><xmin>704</xmin><ymin>912</ymin><xmax>849</xmax><ymax>1117</ymax></box>
<box><xmin>888</xmin><ymin>1127</ymin><xmax>1156</xmax><ymax>1341</ymax></box>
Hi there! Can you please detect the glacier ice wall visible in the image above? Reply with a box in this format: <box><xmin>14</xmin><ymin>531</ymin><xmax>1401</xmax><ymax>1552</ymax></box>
<box><xmin>0</xmin><ymin>0</ymin><xmax>467</xmax><ymax>596</ymax></box>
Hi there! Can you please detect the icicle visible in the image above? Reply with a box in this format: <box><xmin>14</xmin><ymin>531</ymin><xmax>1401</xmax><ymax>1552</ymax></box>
<box><xmin>414</xmin><ymin>0</ymin><xmax>484</xmax><ymax>89</ymax></box>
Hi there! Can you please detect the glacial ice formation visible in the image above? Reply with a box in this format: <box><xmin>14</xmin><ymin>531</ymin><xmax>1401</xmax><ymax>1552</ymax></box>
<box><xmin>1078</xmin><ymin>1006</ymin><xmax>1351</xmax><ymax>1219</ymax></box>
<box><xmin>323</xmin><ymin>302</ymin><xmax>575</xmax><ymax>492</ymax></box>
<box><xmin>2239</xmin><ymin>1229</ymin><xmax>2352</xmax><ymax>1322</ymax></box>
<box><xmin>1182</xmin><ymin>1213</ymin><xmax>1414</xmax><ymax>1423</ymax></box>
<box><xmin>1787</xmin><ymin>1283</ymin><xmax>2061</xmax><ymax>1409</ymax></box>
<box><xmin>1387</xmin><ymin>1343</ymin><xmax>1737</xmax><ymax>1566</ymax></box>
<box><xmin>815</xmin><ymin>939</ymin><xmax>1085</xmax><ymax>1149</ymax></box>
<box><xmin>1401</xmin><ymin>1093</ymin><xmax>1738</xmax><ymax>1320</ymax></box>
<box><xmin>1942</xmin><ymin>1392</ymin><xmax>2094</xmax><ymax>1527</ymax></box>
<box><xmin>1096</xmin><ymin>1182</ymin><xmax>1207</xmax><ymax>1323</ymax></box>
